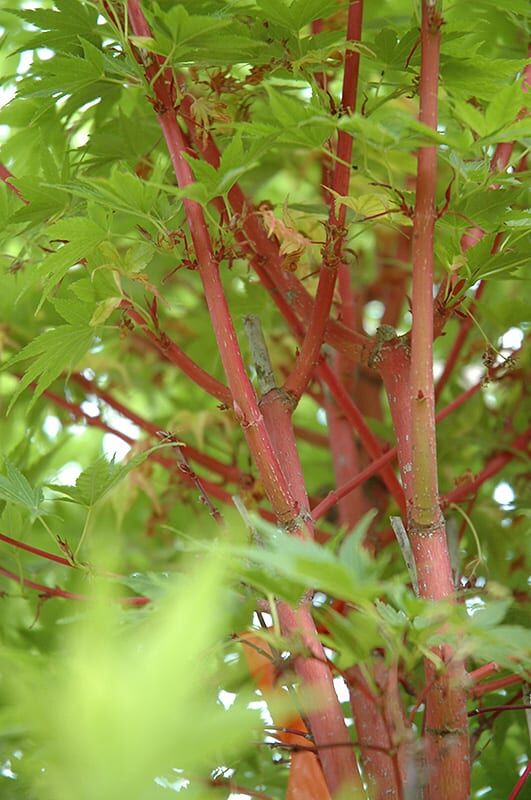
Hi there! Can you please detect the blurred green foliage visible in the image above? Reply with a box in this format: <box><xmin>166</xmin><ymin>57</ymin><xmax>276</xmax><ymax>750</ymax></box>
<box><xmin>0</xmin><ymin>0</ymin><xmax>529</xmax><ymax>797</ymax></box>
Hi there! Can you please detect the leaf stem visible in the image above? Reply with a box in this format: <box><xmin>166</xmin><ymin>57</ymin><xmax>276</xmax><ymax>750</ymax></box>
<box><xmin>74</xmin><ymin>507</ymin><xmax>93</xmax><ymax>559</ymax></box>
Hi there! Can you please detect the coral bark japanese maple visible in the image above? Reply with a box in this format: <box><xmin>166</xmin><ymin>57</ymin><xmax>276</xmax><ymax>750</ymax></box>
<box><xmin>0</xmin><ymin>1</ymin><xmax>529</xmax><ymax>799</ymax></box>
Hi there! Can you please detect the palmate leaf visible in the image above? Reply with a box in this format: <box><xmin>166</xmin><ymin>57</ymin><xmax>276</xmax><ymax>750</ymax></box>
<box><xmin>151</xmin><ymin>5</ymin><xmax>269</xmax><ymax>66</ymax></box>
<box><xmin>9</xmin><ymin>555</ymin><xmax>259</xmax><ymax>800</ymax></box>
<box><xmin>4</xmin><ymin>325</ymin><xmax>94</xmax><ymax>413</ymax></box>
<box><xmin>16</xmin><ymin>55</ymin><xmax>102</xmax><ymax>99</ymax></box>
<box><xmin>263</xmin><ymin>86</ymin><xmax>334</xmax><ymax>148</ymax></box>
<box><xmin>484</xmin><ymin>82</ymin><xmax>530</xmax><ymax>136</ymax></box>
<box><xmin>442</xmin><ymin>56</ymin><xmax>523</xmax><ymax>101</ymax></box>
<box><xmin>49</xmin><ymin>443</ymin><xmax>175</xmax><ymax>509</ymax></box>
<box><xmin>289</xmin><ymin>0</ymin><xmax>338</xmax><ymax>29</ymax></box>
<box><xmin>186</xmin><ymin>134</ymin><xmax>272</xmax><ymax>200</ymax></box>
<box><xmin>47</xmin><ymin>168</ymin><xmax>165</xmax><ymax>225</ymax></box>
<box><xmin>235</xmin><ymin>527</ymin><xmax>385</xmax><ymax>605</ymax></box>
<box><xmin>254</xmin><ymin>0</ymin><xmax>297</xmax><ymax>30</ymax></box>
<box><xmin>7</xmin><ymin>0</ymin><xmax>100</xmax><ymax>48</ymax></box>
<box><xmin>35</xmin><ymin>217</ymin><xmax>106</xmax><ymax>301</ymax></box>
<box><xmin>0</xmin><ymin>460</ymin><xmax>45</xmax><ymax>518</ymax></box>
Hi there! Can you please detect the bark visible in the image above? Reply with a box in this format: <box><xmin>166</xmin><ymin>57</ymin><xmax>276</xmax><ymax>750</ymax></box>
<box><xmin>407</xmin><ymin>4</ymin><xmax>470</xmax><ymax>796</ymax></box>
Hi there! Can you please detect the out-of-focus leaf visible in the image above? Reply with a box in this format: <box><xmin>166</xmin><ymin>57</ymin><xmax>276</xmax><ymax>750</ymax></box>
<box><xmin>0</xmin><ymin>460</ymin><xmax>45</xmax><ymax>517</ymax></box>
<box><xmin>4</xmin><ymin>325</ymin><xmax>94</xmax><ymax>412</ymax></box>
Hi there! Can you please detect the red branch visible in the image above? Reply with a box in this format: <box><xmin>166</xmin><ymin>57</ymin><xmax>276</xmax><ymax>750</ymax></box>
<box><xmin>127</xmin><ymin>0</ymin><xmax>303</xmax><ymax>530</ymax></box>
<box><xmin>434</xmin><ymin>282</ymin><xmax>486</xmax><ymax>402</ymax></box>
<box><xmin>469</xmin><ymin>704</ymin><xmax>530</xmax><ymax>716</ymax></box>
<box><xmin>408</xmin><ymin>4</ymin><xmax>469</xmax><ymax>797</ymax></box>
<box><xmin>443</xmin><ymin>428</ymin><xmax>531</xmax><ymax>506</ymax></box>
<box><xmin>0</xmin><ymin>532</ymin><xmax>71</xmax><ymax>567</ymax></box>
<box><xmin>0</xmin><ymin>163</ymin><xmax>28</xmax><ymax>204</ymax></box>
<box><xmin>241</xmin><ymin>241</ymin><xmax>401</xmax><ymax>504</ymax></box>
<box><xmin>121</xmin><ymin>301</ymin><xmax>232</xmax><ymax>405</ymax></box>
<box><xmin>467</xmin><ymin>661</ymin><xmax>500</xmax><ymax>684</ymax></box>
<box><xmin>470</xmin><ymin>674</ymin><xmax>526</xmax><ymax>699</ymax></box>
<box><xmin>284</xmin><ymin>0</ymin><xmax>363</xmax><ymax>401</ymax></box>
<box><xmin>293</xmin><ymin>424</ymin><xmax>329</xmax><ymax>449</ymax></box>
<box><xmin>72</xmin><ymin>374</ymin><xmax>246</xmax><ymax>485</ymax></box>
<box><xmin>177</xmin><ymin>90</ymin><xmax>367</xmax><ymax>365</ymax></box>
<box><xmin>312</xmin><ymin>376</ymin><xmax>489</xmax><ymax>521</ymax></box>
<box><xmin>0</xmin><ymin>564</ymin><xmax>148</xmax><ymax>605</ymax></box>
<box><xmin>124</xmin><ymin>3</ymin><xmax>361</xmax><ymax>793</ymax></box>
<box><xmin>317</xmin><ymin>362</ymin><xmax>406</xmax><ymax>514</ymax></box>
<box><xmin>508</xmin><ymin>763</ymin><xmax>530</xmax><ymax>800</ymax></box>
<box><xmin>40</xmin><ymin>384</ymin><xmax>259</xmax><ymax>518</ymax></box>
<box><xmin>313</xmin><ymin>447</ymin><xmax>395</xmax><ymax>522</ymax></box>
<box><xmin>435</xmin><ymin>60</ymin><xmax>531</xmax><ymax>400</ymax></box>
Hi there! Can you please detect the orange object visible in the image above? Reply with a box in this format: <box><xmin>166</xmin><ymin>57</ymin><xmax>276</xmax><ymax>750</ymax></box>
<box><xmin>240</xmin><ymin>632</ymin><xmax>331</xmax><ymax>800</ymax></box>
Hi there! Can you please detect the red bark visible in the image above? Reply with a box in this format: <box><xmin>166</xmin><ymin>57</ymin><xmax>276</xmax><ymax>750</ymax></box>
<box><xmin>125</xmin><ymin>3</ymin><xmax>363</xmax><ymax>793</ymax></box>
<box><xmin>405</xmin><ymin>4</ymin><xmax>469</xmax><ymax>796</ymax></box>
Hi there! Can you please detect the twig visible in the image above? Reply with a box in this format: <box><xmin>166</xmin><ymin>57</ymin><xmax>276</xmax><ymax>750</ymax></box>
<box><xmin>0</xmin><ymin>564</ymin><xmax>148</xmax><ymax>605</ymax></box>
<box><xmin>0</xmin><ymin>531</ymin><xmax>72</xmax><ymax>567</ymax></box>
<box><xmin>156</xmin><ymin>431</ymin><xmax>223</xmax><ymax>524</ymax></box>
<box><xmin>121</xmin><ymin>301</ymin><xmax>232</xmax><ymax>405</ymax></box>
<box><xmin>468</xmin><ymin>704</ymin><xmax>531</xmax><ymax>717</ymax></box>
<box><xmin>468</xmin><ymin>661</ymin><xmax>500</xmax><ymax>685</ymax></box>
<box><xmin>508</xmin><ymin>763</ymin><xmax>530</xmax><ymax>800</ymax></box>
<box><xmin>284</xmin><ymin>0</ymin><xmax>364</xmax><ymax>402</ymax></box>
<box><xmin>471</xmin><ymin>674</ymin><xmax>525</xmax><ymax>699</ymax></box>
<box><xmin>442</xmin><ymin>428</ymin><xmax>531</xmax><ymax>505</ymax></box>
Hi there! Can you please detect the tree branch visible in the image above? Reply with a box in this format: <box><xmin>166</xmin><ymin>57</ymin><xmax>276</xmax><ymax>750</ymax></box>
<box><xmin>442</xmin><ymin>428</ymin><xmax>531</xmax><ymax>506</ymax></box>
<box><xmin>408</xmin><ymin>4</ymin><xmax>469</xmax><ymax>796</ymax></box>
<box><xmin>284</xmin><ymin>1</ymin><xmax>363</xmax><ymax>402</ymax></box>
<box><xmin>0</xmin><ymin>564</ymin><xmax>148</xmax><ymax>606</ymax></box>
<box><xmin>124</xmin><ymin>4</ymin><xmax>362</xmax><ymax>792</ymax></box>
<box><xmin>121</xmin><ymin>301</ymin><xmax>232</xmax><ymax>406</ymax></box>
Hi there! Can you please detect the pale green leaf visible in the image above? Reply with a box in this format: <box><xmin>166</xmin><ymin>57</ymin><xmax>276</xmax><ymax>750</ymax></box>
<box><xmin>37</xmin><ymin>217</ymin><xmax>106</xmax><ymax>304</ymax></box>
<box><xmin>0</xmin><ymin>460</ymin><xmax>45</xmax><ymax>517</ymax></box>
<box><xmin>89</xmin><ymin>297</ymin><xmax>122</xmax><ymax>327</ymax></box>
<box><xmin>49</xmin><ymin>443</ymin><xmax>175</xmax><ymax>509</ymax></box>
<box><xmin>3</xmin><ymin>325</ymin><xmax>94</xmax><ymax>412</ymax></box>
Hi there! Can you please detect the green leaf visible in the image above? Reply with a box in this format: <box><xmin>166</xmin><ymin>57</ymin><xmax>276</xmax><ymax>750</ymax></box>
<box><xmin>187</xmin><ymin>134</ymin><xmax>268</xmax><ymax>200</ymax></box>
<box><xmin>452</xmin><ymin>98</ymin><xmax>488</xmax><ymax>137</ymax></box>
<box><xmin>443</xmin><ymin>56</ymin><xmax>524</xmax><ymax>101</ymax></box>
<box><xmin>338</xmin><ymin>510</ymin><xmax>379</xmax><ymax>579</ymax></box>
<box><xmin>469</xmin><ymin>599</ymin><xmax>512</xmax><ymax>629</ymax></box>
<box><xmin>9</xmin><ymin>554</ymin><xmax>259</xmax><ymax>799</ymax></box>
<box><xmin>485</xmin><ymin>83</ymin><xmax>527</xmax><ymax>136</ymax></box>
<box><xmin>36</xmin><ymin>218</ymin><xmax>106</xmax><ymax>305</ymax></box>
<box><xmin>328</xmin><ymin>187</ymin><xmax>396</xmax><ymax>219</ymax></box>
<box><xmin>372</xmin><ymin>28</ymin><xmax>399</xmax><ymax>66</ymax></box>
<box><xmin>89</xmin><ymin>298</ymin><xmax>122</xmax><ymax>327</ymax></box>
<box><xmin>49</xmin><ymin>443</ymin><xmax>174</xmax><ymax>509</ymax></box>
<box><xmin>264</xmin><ymin>86</ymin><xmax>334</xmax><ymax>147</ymax></box>
<box><xmin>289</xmin><ymin>0</ymin><xmax>338</xmax><ymax>29</ymax></box>
<box><xmin>254</xmin><ymin>0</ymin><xmax>297</xmax><ymax>31</ymax></box>
<box><xmin>3</xmin><ymin>325</ymin><xmax>94</xmax><ymax>412</ymax></box>
<box><xmin>0</xmin><ymin>460</ymin><xmax>45</xmax><ymax>517</ymax></box>
<box><xmin>158</xmin><ymin>5</ymin><xmax>268</xmax><ymax>65</ymax></box>
<box><xmin>241</xmin><ymin>529</ymin><xmax>383</xmax><ymax>603</ymax></box>
<box><xmin>53</xmin><ymin>298</ymin><xmax>94</xmax><ymax>326</ymax></box>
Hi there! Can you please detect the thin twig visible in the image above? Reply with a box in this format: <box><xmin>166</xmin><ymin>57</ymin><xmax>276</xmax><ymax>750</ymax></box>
<box><xmin>468</xmin><ymin>704</ymin><xmax>531</xmax><ymax>717</ymax></box>
<box><xmin>156</xmin><ymin>431</ymin><xmax>223</xmax><ymax>524</ymax></box>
